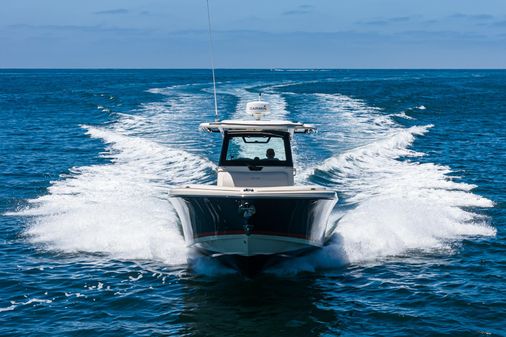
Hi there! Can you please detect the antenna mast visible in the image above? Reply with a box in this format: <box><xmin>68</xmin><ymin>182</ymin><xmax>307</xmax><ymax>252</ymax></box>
<box><xmin>206</xmin><ymin>0</ymin><xmax>219</xmax><ymax>121</ymax></box>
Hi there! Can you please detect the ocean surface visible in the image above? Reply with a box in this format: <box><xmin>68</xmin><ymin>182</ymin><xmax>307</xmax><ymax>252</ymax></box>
<box><xmin>0</xmin><ymin>69</ymin><xmax>504</xmax><ymax>336</ymax></box>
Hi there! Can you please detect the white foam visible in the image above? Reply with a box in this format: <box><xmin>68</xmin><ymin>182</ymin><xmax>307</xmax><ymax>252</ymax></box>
<box><xmin>146</xmin><ymin>83</ymin><xmax>203</xmax><ymax>96</ymax></box>
<box><xmin>0</xmin><ymin>304</ymin><xmax>16</xmax><ymax>313</ymax></box>
<box><xmin>392</xmin><ymin>111</ymin><xmax>415</xmax><ymax>120</ymax></box>
<box><xmin>335</xmin><ymin>197</ymin><xmax>493</xmax><ymax>261</ymax></box>
<box><xmin>96</xmin><ymin>105</ymin><xmax>111</xmax><ymax>113</ymax></box>
<box><xmin>8</xmin><ymin>82</ymin><xmax>217</xmax><ymax>267</ymax></box>
<box><xmin>283</xmin><ymin>124</ymin><xmax>495</xmax><ymax>272</ymax></box>
<box><xmin>116</xmin><ymin>92</ymin><xmax>213</xmax><ymax>148</ymax></box>
<box><xmin>24</xmin><ymin>298</ymin><xmax>53</xmax><ymax>305</ymax></box>
<box><xmin>0</xmin><ymin>298</ymin><xmax>53</xmax><ymax>313</ymax></box>
<box><xmin>14</xmin><ymin>122</ymin><xmax>214</xmax><ymax>265</ymax></box>
<box><xmin>294</xmin><ymin>93</ymin><xmax>398</xmax><ymax>182</ymax></box>
<box><xmin>188</xmin><ymin>253</ymin><xmax>237</xmax><ymax>276</ymax></box>
<box><xmin>129</xmin><ymin>274</ymin><xmax>143</xmax><ymax>281</ymax></box>
<box><xmin>146</xmin><ymin>87</ymin><xmax>169</xmax><ymax>95</ymax></box>
<box><xmin>268</xmin><ymin>92</ymin><xmax>495</xmax><ymax>273</ymax></box>
<box><xmin>315</xmin><ymin>93</ymin><xmax>395</xmax><ymax>128</ymax></box>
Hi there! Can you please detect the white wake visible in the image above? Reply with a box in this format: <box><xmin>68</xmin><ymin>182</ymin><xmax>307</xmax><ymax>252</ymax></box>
<box><xmin>10</xmin><ymin>89</ymin><xmax>215</xmax><ymax>266</ymax></box>
<box><xmin>8</xmin><ymin>83</ymin><xmax>496</xmax><ymax>274</ymax></box>
<box><xmin>269</xmin><ymin>93</ymin><xmax>495</xmax><ymax>273</ymax></box>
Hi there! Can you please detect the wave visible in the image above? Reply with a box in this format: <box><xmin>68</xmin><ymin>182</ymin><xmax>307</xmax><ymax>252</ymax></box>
<box><xmin>11</xmin><ymin>120</ymin><xmax>214</xmax><ymax>265</ymax></box>
<box><xmin>392</xmin><ymin>111</ymin><xmax>415</xmax><ymax>120</ymax></box>
<box><xmin>8</xmin><ymin>83</ymin><xmax>215</xmax><ymax>266</ymax></box>
<box><xmin>270</xmin><ymin>123</ymin><xmax>495</xmax><ymax>274</ymax></box>
<box><xmin>293</xmin><ymin>93</ymin><xmax>399</xmax><ymax>182</ymax></box>
<box><xmin>314</xmin><ymin>93</ymin><xmax>396</xmax><ymax>139</ymax></box>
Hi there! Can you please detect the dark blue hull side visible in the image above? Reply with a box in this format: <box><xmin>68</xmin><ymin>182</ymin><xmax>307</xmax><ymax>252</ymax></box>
<box><xmin>172</xmin><ymin>195</ymin><xmax>337</xmax><ymax>249</ymax></box>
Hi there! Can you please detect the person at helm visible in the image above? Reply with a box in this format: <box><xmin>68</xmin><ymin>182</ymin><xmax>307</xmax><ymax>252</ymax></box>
<box><xmin>266</xmin><ymin>148</ymin><xmax>276</xmax><ymax>160</ymax></box>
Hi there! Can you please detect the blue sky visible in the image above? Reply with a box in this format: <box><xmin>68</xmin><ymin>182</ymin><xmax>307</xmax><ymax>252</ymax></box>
<box><xmin>1</xmin><ymin>0</ymin><xmax>506</xmax><ymax>68</ymax></box>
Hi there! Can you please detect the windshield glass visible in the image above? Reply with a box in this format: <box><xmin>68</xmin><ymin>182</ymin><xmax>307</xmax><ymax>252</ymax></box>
<box><xmin>222</xmin><ymin>133</ymin><xmax>291</xmax><ymax>166</ymax></box>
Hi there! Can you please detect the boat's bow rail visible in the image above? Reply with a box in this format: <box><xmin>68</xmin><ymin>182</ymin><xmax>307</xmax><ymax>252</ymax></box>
<box><xmin>170</xmin><ymin>184</ymin><xmax>336</xmax><ymax>199</ymax></box>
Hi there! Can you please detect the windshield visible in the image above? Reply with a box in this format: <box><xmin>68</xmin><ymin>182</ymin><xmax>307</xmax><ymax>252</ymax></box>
<box><xmin>220</xmin><ymin>132</ymin><xmax>292</xmax><ymax>166</ymax></box>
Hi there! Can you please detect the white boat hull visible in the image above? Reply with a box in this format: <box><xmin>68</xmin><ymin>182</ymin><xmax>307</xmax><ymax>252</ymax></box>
<box><xmin>194</xmin><ymin>233</ymin><xmax>321</xmax><ymax>257</ymax></box>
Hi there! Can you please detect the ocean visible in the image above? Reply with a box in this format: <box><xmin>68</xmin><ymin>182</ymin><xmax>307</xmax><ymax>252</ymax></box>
<box><xmin>0</xmin><ymin>69</ymin><xmax>504</xmax><ymax>336</ymax></box>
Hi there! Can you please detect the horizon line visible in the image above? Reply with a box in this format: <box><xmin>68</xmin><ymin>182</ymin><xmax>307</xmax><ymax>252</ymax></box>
<box><xmin>1</xmin><ymin>67</ymin><xmax>506</xmax><ymax>70</ymax></box>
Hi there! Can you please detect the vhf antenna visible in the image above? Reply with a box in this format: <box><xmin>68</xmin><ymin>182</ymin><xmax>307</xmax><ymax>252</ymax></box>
<box><xmin>206</xmin><ymin>0</ymin><xmax>219</xmax><ymax>121</ymax></box>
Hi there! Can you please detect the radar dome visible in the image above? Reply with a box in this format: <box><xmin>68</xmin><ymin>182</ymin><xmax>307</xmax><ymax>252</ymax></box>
<box><xmin>246</xmin><ymin>100</ymin><xmax>270</xmax><ymax>120</ymax></box>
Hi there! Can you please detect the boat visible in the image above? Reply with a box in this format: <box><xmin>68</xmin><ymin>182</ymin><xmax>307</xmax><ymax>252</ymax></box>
<box><xmin>169</xmin><ymin>98</ymin><xmax>338</xmax><ymax>274</ymax></box>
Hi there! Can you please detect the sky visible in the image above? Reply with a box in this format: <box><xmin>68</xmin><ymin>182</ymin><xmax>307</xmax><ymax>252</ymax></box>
<box><xmin>1</xmin><ymin>0</ymin><xmax>506</xmax><ymax>68</ymax></box>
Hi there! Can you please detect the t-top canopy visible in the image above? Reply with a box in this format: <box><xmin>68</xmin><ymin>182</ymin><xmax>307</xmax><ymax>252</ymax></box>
<box><xmin>200</xmin><ymin>120</ymin><xmax>317</xmax><ymax>134</ymax></box>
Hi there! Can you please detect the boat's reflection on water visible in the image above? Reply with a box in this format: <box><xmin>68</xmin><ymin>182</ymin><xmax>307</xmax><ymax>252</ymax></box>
<box><xmin>177</xmin><ymin>272</ymin><xmax>342</xmax><ymax>337</ymax></box>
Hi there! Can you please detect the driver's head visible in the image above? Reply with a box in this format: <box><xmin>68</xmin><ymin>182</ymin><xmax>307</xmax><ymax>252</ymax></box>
<box><xmin>266</xmin><ymin>148</ymin><xmax>275</xmax><ymax>159</ymax></box>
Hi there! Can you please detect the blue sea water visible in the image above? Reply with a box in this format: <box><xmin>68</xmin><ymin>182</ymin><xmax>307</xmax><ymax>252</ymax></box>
<box><xmin>0</xmin><ymin>69</ymin><xmax>505</xmax><ymax>336</ymax></box>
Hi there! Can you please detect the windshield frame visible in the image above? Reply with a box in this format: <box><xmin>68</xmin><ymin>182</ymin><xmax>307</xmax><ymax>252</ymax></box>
<box><xmin>219</xmin><ymin>130</ymin><xmax>293</xmax><ymax>167</ymax></box>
